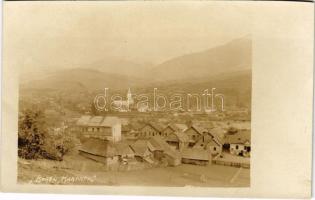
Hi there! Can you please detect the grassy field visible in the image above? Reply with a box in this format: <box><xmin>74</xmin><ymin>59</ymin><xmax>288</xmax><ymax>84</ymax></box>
<box><xmin>18</xmin><ymin>151</ymin><xmax>249</xmax><ymax>187</ymax></box>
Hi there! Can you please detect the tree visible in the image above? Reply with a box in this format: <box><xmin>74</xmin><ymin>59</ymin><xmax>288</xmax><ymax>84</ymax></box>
<box><xmin>18</xmin><ymin>108</ymin><xmax>72</xmax><ymax>160</ymax></box>
<box><xmin>18</xmin><ymin>109</ymin><xmax>47</xmax><ymax>159</ymax></box>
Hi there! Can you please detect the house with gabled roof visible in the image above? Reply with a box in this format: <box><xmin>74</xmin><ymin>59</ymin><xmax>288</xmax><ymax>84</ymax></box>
<box><xmin>224</xmin><ymin>129</ymin><xmax>251</xmax><ymax>157</ymax></box>
<box><xmin>193</xmin><ymin>127</ymin><xmax>226</xmax><ymax>155</ymax></box>
<box><xmin>184</xmin><ymin>124</ymin><xmax>207</xmax><ymax>146</ymax></box>
<box><xmin>76</xmin><ymin>115</ymin><xmax>121</xmax><ymax>142</ymax></box>
<box><xmin>147</xmin><ymin>136</ymin><xmax>166</xmax><ymax>161</ymax></box>
<box><xmin>150</xmin><ymin>136</ymin><xmax>182</xmax><ymax>166</ymax></box>
<box><xmin>165</xmin><ymin>131</ymin><xmax>189</xmax><ymax>151</ymax></box>
<box><xmin>194</xmin><ymin>131</ymin><xmax>223</xmax><ymax>155</ymax></box>
<box><xmin>147</xmin><ymin>136</ymin><xmax>181</xmax><ymax>166</ymax></box>
<box><xmin>138</xmin><ymin>122</ymin><xmax>165</xmax><ymax>138</ymax></box>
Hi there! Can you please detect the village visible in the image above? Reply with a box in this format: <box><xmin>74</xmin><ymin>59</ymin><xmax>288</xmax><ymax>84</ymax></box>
<box><xmin>26</xmin><ymin>110</ymin><xmax>250</xmax><ymax>186</ymax></box>
<box><xmin>18</xmin><ymin>107</ymin><xmax>251</xmax><ymax>186</ymax></box>
<box><xmin>72</xmin><ymin>113</ymin><xmax>250</xmax><ymax>172</ymax></box>
<box><xmin>18</xmin><ymin>86</ymin><xmax>251</xmax><ymax>186</ymax></box>
<box><xmin>64</xmin><ymin>89</ymin><xmax>251</xmax><ymax>172</ymax></box>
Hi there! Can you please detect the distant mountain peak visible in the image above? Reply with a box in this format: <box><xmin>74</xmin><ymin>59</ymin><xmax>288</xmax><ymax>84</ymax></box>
<box><xmin>151</xmin><ymin>37</ymin><xmax>251</xmax><ymax>81</ymax></box>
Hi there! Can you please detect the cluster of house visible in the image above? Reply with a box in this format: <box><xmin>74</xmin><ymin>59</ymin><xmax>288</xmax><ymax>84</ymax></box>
<box><xmin>123</xmin><ymin>122</ymin><xmax>250</xmax><ymax>157</ymax></box>
<box><xmin>79</xmin><ymin>136</ymin><xmax>185</xmax><ymax>169</ymax></box>
<box><xmin>75</xmin><ymin>115</ymin><xmax>251</xmax><ymax>168</ymax></box>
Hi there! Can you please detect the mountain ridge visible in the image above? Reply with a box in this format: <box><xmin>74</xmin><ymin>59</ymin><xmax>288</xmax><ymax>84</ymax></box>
<box><xmin>150</xmin><ymin>37</ymin><xmax>251</xmax><ymax>81</ymax></box>
<box><xmin>20</xmin><ymin>36</ymin><xmax>252</xmax><ymax>98</ymax></box>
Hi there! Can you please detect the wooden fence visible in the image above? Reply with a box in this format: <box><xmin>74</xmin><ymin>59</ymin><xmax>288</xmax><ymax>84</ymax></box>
<box><xmin>212</xmin><ymin>154</ymin><xmax>250</xmax><ymax>169</ymax></box>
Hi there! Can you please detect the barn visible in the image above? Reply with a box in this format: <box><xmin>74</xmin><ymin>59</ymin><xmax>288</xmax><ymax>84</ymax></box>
<box><xmin>78</xmin><ymin>138</ymin><xmax>119</xmax><ymax>166</ymax></box>
<box><xmin>181</xmin><ymin>148</ymin><xmax>211</xmax><ymax>166</ymax></box>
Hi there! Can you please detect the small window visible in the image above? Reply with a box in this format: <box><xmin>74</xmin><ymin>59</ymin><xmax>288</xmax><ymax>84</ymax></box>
<box><xmin>214</xmin><ymin>147</ymin><xmax>216</xmax><ymax>151</ymax></box>
<box><xmin>236</xmin><ymin>145</ymin><xmax>239</xmax><ymax>150</ymax></box>
<box><xmin>97</xmin><ymin>128</ymin><xmax>100</xmax><ymax>132</ymax></box>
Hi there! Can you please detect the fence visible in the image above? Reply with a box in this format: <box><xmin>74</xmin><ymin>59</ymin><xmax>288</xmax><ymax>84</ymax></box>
<box><xmin>212</xmin><ymin>154</ymin><xmax>250</xmax><ymax>169</ymax></box>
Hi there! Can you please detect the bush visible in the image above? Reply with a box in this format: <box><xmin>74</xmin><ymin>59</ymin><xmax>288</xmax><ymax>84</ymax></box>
<box><xmin>18</xmin><ymin>108</ymin><xmax>74</xmax><ymax>160</ymax></box>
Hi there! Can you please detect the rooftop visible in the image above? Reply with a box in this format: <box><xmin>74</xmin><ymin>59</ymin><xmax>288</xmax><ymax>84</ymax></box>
<box><xmin>141</xmin><ymin>122</ymin><xmax>165</xmax><ymax>132</ymax></box>
<box><xmin>76</xmin><ymin>115</ymin><xmax>120</xmax><ymax>127</ymax></box>
<box><xmin>130</xmin><ymin>140</ymin><xmax>150</xmax><ymax>156</ymax></box>
<box><xmin>166</xmin><ymin>131</ymin><xmax>189</xmax><ymax>143</ymax></box>
<box><xmin>165</xmin><ymin>123</ymin><xmax>188</xmax><ymax>132</ymax></box>
<box><xmin>224</xmin><ymin>129</ymin><xmax>251</xmax><ymax>144</ymax></box>
<box><xmin>185</xmin><ymin>124</ymin><xmax>207</xmax><ymax>135</ymax></box>
<box><xmin>181</xmin><ymin>148</ymin><xmax>210</xmax><ymax>161</ymax></box>
<box><xmin>115</xmin><ymin>141</ymin><xmax>134</xmax><ymax>156</ymax></box>
<box><xmin>79</xmin><ymin>138</ymin><xmax>117</xmax><ymax>157</ymax></box>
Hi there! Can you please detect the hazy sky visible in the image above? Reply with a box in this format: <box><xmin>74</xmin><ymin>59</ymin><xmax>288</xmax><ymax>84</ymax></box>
<box><xmin>5</xmin><ymin>2</ymin><xmax>252</xmax><ymax>73</ymax></box>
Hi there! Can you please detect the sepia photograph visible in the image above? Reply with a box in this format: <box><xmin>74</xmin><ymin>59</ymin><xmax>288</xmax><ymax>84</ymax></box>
<box><xmin>14</xmin><ymin>2</ymin><xmax>252</xmax><ymax>187</ymax></box>
<box><xmin>2</xmin><ymin>1</ymin><xmax>313</xmax><ymax>198</ymax></box>
<box><xmin>2</xmin><ymin>0</ymin><xmax>314</xmax><ymax>198</ymax></box>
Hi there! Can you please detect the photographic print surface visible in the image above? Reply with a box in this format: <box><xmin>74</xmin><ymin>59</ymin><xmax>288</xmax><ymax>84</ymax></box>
<box><xmin>15</xmin><ymin>2</ymin><xmax>251</xmax><ymax>187</ymax></box>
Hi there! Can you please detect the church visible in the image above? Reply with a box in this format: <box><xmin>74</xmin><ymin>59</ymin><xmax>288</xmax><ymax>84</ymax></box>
<box><xmin>112</xmin><ymin>88</ymin><xmax>134</xmax><ymax>112</ymax></box>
